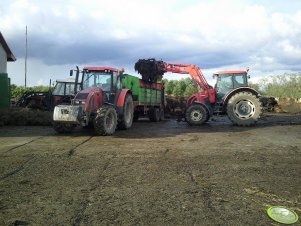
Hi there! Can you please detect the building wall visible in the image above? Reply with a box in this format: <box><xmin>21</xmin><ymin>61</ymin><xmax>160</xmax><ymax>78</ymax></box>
<box><xmin>0</xmin><ymin>44</ymin><xmax>7</xmax><ymax>73</ymax></box>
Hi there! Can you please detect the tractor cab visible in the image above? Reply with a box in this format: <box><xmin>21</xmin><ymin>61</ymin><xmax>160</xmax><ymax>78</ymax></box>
<box><xmin>214</xmin><ymin>70</ymin><xmax>249</xmax><ymax>101</ymax></box>
<box><xmin>51</xmin><ymin>79</ymin><xmax>81</xmax><ymax>107</ymax></box>
<box><xmin>82</xmin><ymin>67</ymin><xmax>123</xmax><ymax>92</ymax></box>
<box><xmin>77</xmin><ymin>67</ymin><xmax>124</xmax><ymax>104</ymax></box>
<box><xmin>52</xmin><ymin>79</ymin><xmax>81</xmax><ymax>96</ymax></box>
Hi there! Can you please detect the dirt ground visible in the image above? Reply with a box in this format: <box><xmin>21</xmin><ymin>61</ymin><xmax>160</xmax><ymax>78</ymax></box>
<box><xmin>0</xmin><ymin>113</ymin><xmax>300</xmax><ymax>226</ymax></box>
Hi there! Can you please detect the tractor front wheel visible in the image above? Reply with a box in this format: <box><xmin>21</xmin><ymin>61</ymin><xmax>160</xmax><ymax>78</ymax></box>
<box><xmin>226</xmin><ymin>92</ymin><xmax>262</xmax><ymax>126</ymax></box>
<box><xmin>185</xmin><ymin>104</ymin><xmax>208</xmax><ymax>126</ymax></box>
<box><xmin>94</xmin><ymin>106</ymin><xmax>117</xmax><ymax>135</ymax></box>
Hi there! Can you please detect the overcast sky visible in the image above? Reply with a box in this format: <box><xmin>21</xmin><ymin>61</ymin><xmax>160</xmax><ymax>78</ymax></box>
<box><xmin>1</xmin><ymin>0</ymin><xmax>301</xmax><ymax>86</ymax></box>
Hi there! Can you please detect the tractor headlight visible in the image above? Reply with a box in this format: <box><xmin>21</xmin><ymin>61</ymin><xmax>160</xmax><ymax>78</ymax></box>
<box><xmin>73</xmin><ymin>100</ymin><xmax>86</xmax><ymax>105</ymax></box>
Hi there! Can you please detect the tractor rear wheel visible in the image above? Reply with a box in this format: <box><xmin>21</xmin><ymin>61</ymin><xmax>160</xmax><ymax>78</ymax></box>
<box><xmin>53</xmin><ymin>122</ymin><xmax>75</xmax><ymax>133</ymax></box>
<box><xmin>226</xmin><ymin>92</ymin><xmax>262</xmax><ymax>126</ymax></box>
<box><xmin>118</xmin><ymin>94</ymin><xmax>134</xmax><ymax>130</ymax></box>
<box><xmin>94</xmin><ymin>106</ymin><xmax>117</xmax><ymax>135</ymax></box>
<box><xmin>186</xmin><ymin>104</ymin><xmax>208</xmax><ymax>126</ymax></box>
<box><xmin>149</xmin><ymin>108</ymin><xmax>160</xmax><ymax>122</ymax></box>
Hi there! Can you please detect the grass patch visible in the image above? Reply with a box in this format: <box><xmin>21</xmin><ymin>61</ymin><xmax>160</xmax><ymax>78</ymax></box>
<box><xmin>0</xmin><ymin>107</ymin><xmax>52</xmax><ymax>126</ymax></box>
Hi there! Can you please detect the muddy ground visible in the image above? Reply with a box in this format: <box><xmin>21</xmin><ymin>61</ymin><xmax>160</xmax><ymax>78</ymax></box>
<box><xmin>0</xmin><ymin>113</ymin><xmax>300</xmax><ymax>226</ymax></box>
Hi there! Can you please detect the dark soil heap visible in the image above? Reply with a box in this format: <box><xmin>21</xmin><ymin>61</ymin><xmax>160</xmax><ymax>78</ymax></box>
<box><xmin>134</xmin><ymin>58</ymin><xmax>165</xmax><ymax>83</ymax></box>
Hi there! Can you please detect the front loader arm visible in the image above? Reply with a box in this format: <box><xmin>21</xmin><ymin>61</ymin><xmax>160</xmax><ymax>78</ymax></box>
<box><xmin>135</xmin><ymin>58</ymin><xmax>216</xmax><ymax>104</ymax></box>
<box><xmin>163</xmin><ymin>63</ymin><xmax>211</xmax><ymax>91</ymax></box>
<box><xmin>135</xmin><ymin>58</ymin><xmax>211</xmax><ymax>91</ymax></box>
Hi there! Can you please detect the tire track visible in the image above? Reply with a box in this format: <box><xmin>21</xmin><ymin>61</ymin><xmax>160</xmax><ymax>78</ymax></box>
<box><xmin>68</xmin><ymin>136</ymin><xmax>94</xmax><ymax>157</ymax></box>
<box><xmin>0</xmin><ymin>156</ymin><xmax>35</xmax><ymax>181</ymax></box>
<box><xmin>72</xmin><ymin>154</ymin><xmax>116</xmax><ymax>226</ymax></box>
<box><xmin>4</xmin><ymin>137</ymin><xmax>43</xmax><ymax>153</ymax></box>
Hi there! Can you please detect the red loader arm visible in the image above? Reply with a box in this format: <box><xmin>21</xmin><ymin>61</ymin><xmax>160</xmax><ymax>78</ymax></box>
<box><xmin>162</xmin><ymin>62</ymin><xmax>212</xmax><ymax>91</ymax></box>
<box><xmin>135</xmin><ymin>59</ymin><xmax>216</xmax><ymax>105</ymax></box>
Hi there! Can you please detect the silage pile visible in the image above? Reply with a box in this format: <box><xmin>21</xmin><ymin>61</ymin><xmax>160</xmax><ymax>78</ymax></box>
<box><xmin>0</xmin><ymin>107</ymin><xmax>52</xmax><ymax>126</ymax></box>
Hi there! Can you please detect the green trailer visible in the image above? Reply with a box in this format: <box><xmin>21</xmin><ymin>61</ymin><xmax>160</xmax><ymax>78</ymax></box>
<box><xmin>122</xmin><ymin>74</ymin><xmax>165</xmax><ymax>121</ymax></box>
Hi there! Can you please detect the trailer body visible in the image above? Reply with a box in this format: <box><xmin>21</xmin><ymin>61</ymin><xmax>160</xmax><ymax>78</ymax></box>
<box><xmin>122</xmin><ymin>74</ymin><xmax>164</xmax><ymax>121</ymax></box>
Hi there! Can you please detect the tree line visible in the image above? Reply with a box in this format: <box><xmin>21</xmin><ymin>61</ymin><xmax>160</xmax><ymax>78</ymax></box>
<box><xmin>10</xmin><ymin>84</ymin><xmax>51</xmax><ymax>99</ymax></box>
<box><xmin>10</xmin><ymin>72</ymin><xmax>301</xmax><ymax>99</ymax></box>
<box><xmin>163</xmin><ymin>78</ymin><xmax>198</xmax><ymax>97</ymax></box>
<box><xmin>249</xmin><ymin>73</ymin><xmax>301</xmax><ymax>98</ymax></box>
<box><xmin>164</xmin><ymin>72</ymin><xmax>301</xmax><ymax>98</ymax></box>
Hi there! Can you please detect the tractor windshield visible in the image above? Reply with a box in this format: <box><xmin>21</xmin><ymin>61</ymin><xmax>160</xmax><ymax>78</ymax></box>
<box><xmin>83</xmin><ymin>71</ymin><xmax>112</xmax><ymax>91</ymax></box>
<box><xmin>215</xmin><ymin>73</ymin><xmax>247</xmax><ymax>100</ymax></box>
<box><xmin>53</xmin><ymin>82</ymin><xmax>81</xmax><ymax>95</ymax></box>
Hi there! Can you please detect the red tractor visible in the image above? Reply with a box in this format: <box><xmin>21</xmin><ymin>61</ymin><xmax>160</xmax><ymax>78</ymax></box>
<box><xmin>135</xmin><ymin>59</ymin><xmax>262</xmax><ymax>126</ymax></box>
<box><xmin>53</xmin><ymin>66</ymin><xmax>165</xmax><ymax>135</ymax></box>
<box><xmin>53</xmin><ymin>67</ymin><xmax>134</xmax><ymax>135</ymax></box>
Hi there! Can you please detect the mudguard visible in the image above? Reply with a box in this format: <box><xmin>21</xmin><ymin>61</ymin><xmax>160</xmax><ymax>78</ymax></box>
<box><xmin>116</xmin><ymin>89</ymin><xmax>132</xmax><ymax>116</ymax></box>
<box><xmin>116</xmin><ymin>89</ymin><xmax>131</xmax><ymax>107</ymax></box>
<box><xmin>186</xmin><ymin>93</ymin><xmax>213</xmax><ymax>116</ymax></box>
<box><xmin>223</xmin><ymin>87</ymin><xmax>259</xmax><ymax>106</ymax></box>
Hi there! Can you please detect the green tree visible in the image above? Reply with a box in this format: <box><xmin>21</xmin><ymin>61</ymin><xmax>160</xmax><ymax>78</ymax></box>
<box><xmin>10</xmin><ymin>84</ymin><xmax>50</xmax><ymax>99</ymax></box>
<box><xmin>184</xmin><ymin>84</ymin><xmax>197</xmax><ymax>96</ymax></box>
<box><xmin>172</xmin><ymin>80</ymin><xmax>184</xmax><ymax>96</ymax></box>
<box><xmin>179</xmin><ymin>79</ymin><xmax>187</xmax><ymax>93</ymax></box>
<box><xmin>251</xmin><ymin>73</ymin><xmax>301</xmax><ymax>98</ymax></box>
<box><xmin>183</xmin><ymin>78</ymin><xmax>197</xmax><ymax>96</ymax></box>
<box><xmin>164</xmin><ymin>79</ymin><xmax>174</xmax><ymax>95</ymax></box>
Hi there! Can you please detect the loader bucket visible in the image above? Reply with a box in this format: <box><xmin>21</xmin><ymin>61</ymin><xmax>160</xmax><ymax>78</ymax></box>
<box><xmin>134</xmin><ymin>58</ymin><xmax>165</xmax><ymax>83</ymax></box>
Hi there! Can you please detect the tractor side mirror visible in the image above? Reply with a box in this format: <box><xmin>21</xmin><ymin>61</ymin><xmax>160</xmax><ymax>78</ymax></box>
<box><xmin>70</xmin><ymin>70</ymin><xmax>73</xmax><ymax>76</ymax></box>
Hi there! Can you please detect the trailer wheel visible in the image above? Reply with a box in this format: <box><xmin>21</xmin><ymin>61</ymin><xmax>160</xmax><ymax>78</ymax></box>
<box><xmin>159</xmin><ymin>108</ymin><xmax>164</xmax><ymax>121</ymax></box>
<box><xmin>133</xmin><ymin>114</ymin><xmax>139</xmax><ymax>122</ymax></box>
<box><xmin>94</xmin><ymin>106</ymin><xmax>117</xmax><ymax>135</ymax></box>
<box><xmin>149</xmin><ymin>108</ymin><xmax>160</xmax><ymax>122</ymax></box>
<box><xmin>53</xmin><ymin>122</ymin><xmax>75</xmax><ymax>133</ymax></box>
<box><xmin>186</xmin><ymin>104</ymin><xmax>208</xmax><ymax>126</ymax></box>
<box><xmin>118</xmin><ymin>94</ymin><xmax>134</xmax><ymax>129</ymax></box>
<box><xmin>226</xmin><ymin>92</ymin><xmax>262</xmax><ymax>126</ymax></box>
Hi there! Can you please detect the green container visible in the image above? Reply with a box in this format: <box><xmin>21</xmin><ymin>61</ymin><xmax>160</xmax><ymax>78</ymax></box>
<box><xmin>122</xmin><ymin>74</ymin><xmax>140</xmax><ymax>99</ymax></box>
<box><xmin>122</xmin><ymin>74</ymin><xmax>162</xmax><ymax>105</ymax></box>
<box><xmin>0</xmin><ymin>73</ymin><xmax>10</xmax><ymax>109</ymax></box>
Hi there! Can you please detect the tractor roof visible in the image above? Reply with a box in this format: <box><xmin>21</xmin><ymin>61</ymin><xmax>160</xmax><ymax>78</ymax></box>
<box><xmin>214</xmin><ymin>70</ymin><xmax>247</xmax><ymax>75</ymax></box>
<box><xmin>83</xmin><ymin>67</ymin><xmax>121</xmax><ymax>72</ymax></box>
<box><xmin>56</xmin><ymin>78</ymin><xmax>76</xmax><ymax>83</ymax></box>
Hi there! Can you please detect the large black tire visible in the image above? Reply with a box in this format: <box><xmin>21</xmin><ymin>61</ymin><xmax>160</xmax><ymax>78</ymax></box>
<box><xmin>133</xmin><ymin>114</ymin><xmax>139</xmax><ymax>122</ymax></box>
<box><xmin>118</xmin><ymin>94</ymin><xmax>134</xmax><ymax>130</ymax></box>
<box><xmin>53</xmin><ymin>122</ymin><xmax>75</xmax><ymax>133</ymax></box>
<box><xmin>93</xmin><ymin>106</ymin><xmax>117</xmax><ymax>135</ymax></box>
<box><xmin>185</xmin><ymin>104</ymin><xmax>208</xmax><ymax>126</ymax></box>
<box><xmin>159</xmin><ymin>108</ymin><xmax>164</xmax><ymax>121</ymax></box>
<box><xmin>149</xmin><ymin>108</ymin><xmax>160</xmax><ymax>122</ymax></box>
<box><xmin>226</xmin><ymin>92</ymin><xmax>262</xmax><ymax>126</ymax></box>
